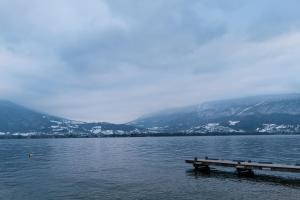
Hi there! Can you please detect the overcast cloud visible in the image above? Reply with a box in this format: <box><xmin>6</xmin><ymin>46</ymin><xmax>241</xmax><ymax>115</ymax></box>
<box><xmin>1</xmin><ymin>0</ymin><xmax>300</xmax><ymax>123</ymax></box>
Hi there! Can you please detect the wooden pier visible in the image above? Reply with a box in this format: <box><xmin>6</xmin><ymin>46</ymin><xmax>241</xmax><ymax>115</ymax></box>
<box><xmin>186</xmin><ymin>157</ymin><xmax>300</xmax><ymax>175</ymax></box>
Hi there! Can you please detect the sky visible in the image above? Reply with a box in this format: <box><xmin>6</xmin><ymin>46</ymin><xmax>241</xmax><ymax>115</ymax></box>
<box><xmin>1</xmin><ymin>0</ymin><xmax>300</xmax><ymax>123</ymax></box>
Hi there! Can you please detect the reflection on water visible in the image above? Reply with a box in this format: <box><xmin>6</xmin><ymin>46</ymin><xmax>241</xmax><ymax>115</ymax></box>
<box><xmin>0</xmin><ymin>135</ymin><xmax>300</xmax><ymax>200</ymax></box>
<box><xmin>186</xmin><ymin>169</ymin><xmax>300</xmax><ymax>188</ymax></box>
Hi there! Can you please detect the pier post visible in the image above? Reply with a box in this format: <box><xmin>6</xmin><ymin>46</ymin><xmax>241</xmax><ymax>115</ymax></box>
<box><xmin>193</xmin><ymin>157</ymin><xmax>198</xmax><ymax>170</ymax></box>
<box><xmin>193</xmin><ymin>157</ymin><xmax>210</xmax><ymax>173</ymax></box>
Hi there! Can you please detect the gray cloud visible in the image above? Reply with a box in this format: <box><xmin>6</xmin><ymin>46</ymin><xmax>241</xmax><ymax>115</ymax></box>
<box><xmin>1</xmin><ymin>0</ymin><xmax>300</xmax><ymax>122</ymax></box>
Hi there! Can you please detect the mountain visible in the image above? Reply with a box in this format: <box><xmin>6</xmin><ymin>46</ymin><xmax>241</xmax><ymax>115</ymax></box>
<box><xmin>0</xmin><ymin>100</ymin><xmax>145</xmax><ymax>138</ymax></box>
<box><xmin>2</xmin><ymin>94</ymin><xmax>300</xmax><ymax>138</ymax></box>
<box><xmin>129</xmin><ymin>94</ymin><xmax>300</xmax><ymax>134</ymax></box>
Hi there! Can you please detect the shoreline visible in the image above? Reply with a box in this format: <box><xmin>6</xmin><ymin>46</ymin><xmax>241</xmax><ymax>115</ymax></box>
<box><xmin>1</xmin><ymin>132</ymin><xmax>299</xmax><ymax>139</ymax></box>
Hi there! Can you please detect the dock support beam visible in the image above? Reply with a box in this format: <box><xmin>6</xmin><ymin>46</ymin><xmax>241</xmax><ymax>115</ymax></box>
<box><xmin>193</xmin><ymin>157</ymin><xmax>210</xmax><ymax>173</ymax></box>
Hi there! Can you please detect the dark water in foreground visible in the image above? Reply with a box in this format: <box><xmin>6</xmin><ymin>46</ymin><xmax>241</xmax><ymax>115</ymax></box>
<box><xmin>0</xmin><ymin>135</ymin><xmax>299</xmax><ymax>200</ymax></box>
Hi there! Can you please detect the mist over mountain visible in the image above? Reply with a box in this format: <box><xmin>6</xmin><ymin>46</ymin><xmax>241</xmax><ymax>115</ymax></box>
<box><xmin>130</xmin><ymin>94</ymin><xmax>300</xmax><ymax>134</ymax></box>
<box><xmin>1</xmin><ymin>94</ymin><xmax>300</xmax><ymax>138</ymax></box>
<box><xmin>0</xmin><ymin>100</ymin><xmax>144</xmax><ymax>138</ymax></box>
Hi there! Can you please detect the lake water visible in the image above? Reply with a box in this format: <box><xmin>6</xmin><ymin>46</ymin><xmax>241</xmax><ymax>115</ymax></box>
<box><xmin>0</xmin><ymin>135</ymin><xmax>299</xmax><ymax>200</ymax></box>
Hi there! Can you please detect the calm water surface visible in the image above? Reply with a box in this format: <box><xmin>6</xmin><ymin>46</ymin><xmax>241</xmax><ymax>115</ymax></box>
<box><xmin>0</xmin><ymin>135</ymin><xmax>299</xmax><ymax>200</ymax></box>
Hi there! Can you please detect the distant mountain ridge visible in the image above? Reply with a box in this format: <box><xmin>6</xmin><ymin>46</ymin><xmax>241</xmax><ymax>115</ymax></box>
<box><xmin>1</xmin><ymin>94</ymin><xmax>300</xmax><ymax>138</ymax></box>
<box><xmin>129</xmin><ymin>94</ymin><xmax>300</xmax><ymax>134</ymax></box>
<box><xmin>0</xmin><ymin>100</ymin><xmax>145</xmax><ymax>138</ymax></box>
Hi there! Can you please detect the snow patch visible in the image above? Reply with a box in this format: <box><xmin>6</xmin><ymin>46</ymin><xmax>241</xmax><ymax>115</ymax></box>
<box><xmin>50</xmin><ymin>120</ymin><xmax>62</xmax><ymax>125</ymax></box>
<box><xmin>257</xmin><ymin>124</ymin><xmax>296</xmax><ymax>133</ymax></box>
<box><xmin>229</xmin><ymin>121</ymin><xmax>240</xmax><ymax>126</ymax></box>
<box><xmin>90</xmin><ymin>126</ymin><xmax>102</xmax><ymax>134</ymax></box>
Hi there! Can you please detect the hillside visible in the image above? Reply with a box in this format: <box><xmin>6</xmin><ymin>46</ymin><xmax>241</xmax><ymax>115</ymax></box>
<box><xmin>0</xmin><ymin>100</ymin><xmax>144</xmax><ymax>137</ymax></box>
<box><xmin>129</xmin><ymin>94</ymin><xmax>300</xmax><ymax>134</ymax></box>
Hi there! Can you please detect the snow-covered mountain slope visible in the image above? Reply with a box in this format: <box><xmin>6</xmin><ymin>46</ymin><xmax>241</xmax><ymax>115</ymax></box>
<box><xmin>2</xmin><ymin>94</ymin><xmax>300</xmax><ymax>138</ymax></box>
<box><xmin>0</xmin><ymin>100</ymin><xmax>145</xmax><ymax>137</ymax></box>
<box><xmin>129</xmin><ymin>94</ymin><xmax>300</xmax><ymax>134</ymax></box>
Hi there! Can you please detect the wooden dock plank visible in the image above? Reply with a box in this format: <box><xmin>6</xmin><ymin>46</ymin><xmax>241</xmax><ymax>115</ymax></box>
<box><xmin>185</xmin><ymin>158</ymin><xmax>300</xmax><ymax>173</ymax></box>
